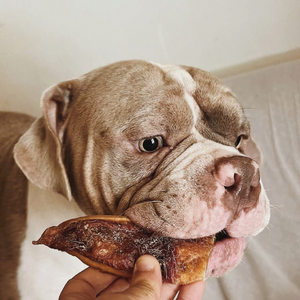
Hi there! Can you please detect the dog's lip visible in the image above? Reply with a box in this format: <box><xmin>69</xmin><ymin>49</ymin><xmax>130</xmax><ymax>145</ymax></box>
<box><xmin>206</xmin><ymin>233</ymin><xmax>246</xmax><ymax>277</ymax></box>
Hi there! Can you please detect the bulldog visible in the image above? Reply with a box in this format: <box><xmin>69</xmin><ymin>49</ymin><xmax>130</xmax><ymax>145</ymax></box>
<box><xmin>0</xmin><ymin>60</ymin><xmax>270</xmax><ymax>300</ymax></box>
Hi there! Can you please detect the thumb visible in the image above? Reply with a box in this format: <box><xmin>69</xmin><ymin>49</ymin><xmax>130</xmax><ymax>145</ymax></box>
<box><xmin>125</xmin><ymin>255</ymin><xmax>162</xmax><ymax>300</ymax></box>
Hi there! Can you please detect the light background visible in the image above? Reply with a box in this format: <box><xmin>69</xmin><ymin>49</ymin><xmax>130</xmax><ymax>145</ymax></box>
<box><xmin>1</xmin><ymin>0</ymin><xmax>300</xmax><ymax>116</ymax></box>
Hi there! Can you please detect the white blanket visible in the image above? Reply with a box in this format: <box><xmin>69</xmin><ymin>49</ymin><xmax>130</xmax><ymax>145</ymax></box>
<box><xmin>204</xmin><ymin>59</ymin><xmax>300</xmax><ymax>299</ymax></box>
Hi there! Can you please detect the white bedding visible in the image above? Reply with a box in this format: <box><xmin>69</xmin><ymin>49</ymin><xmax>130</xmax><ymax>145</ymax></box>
<box><xmin>203</xmin><ymin>60</ymin><xmax>300</xmax><ymax>299</ymax></box>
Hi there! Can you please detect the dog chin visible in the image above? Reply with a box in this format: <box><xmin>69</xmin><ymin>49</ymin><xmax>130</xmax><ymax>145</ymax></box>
<box><xmin>206</xmin><ymin>234</ymin><xmax>246</xmax><ymax>277</ymax></box>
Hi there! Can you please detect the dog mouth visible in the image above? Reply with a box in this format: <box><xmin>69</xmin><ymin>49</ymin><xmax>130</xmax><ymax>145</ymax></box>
<box><xmin>214</xmin><ymin>228</ymin><xmax>230</xmax><ymax>242</ymax></box>
<box><xmin>206</xmin><ymin>228</ymin><xmax>246</xmax><ymax>277</ymax></box>
<box><xmin>125</xmin><ymin>205</ymin><xmax>248</xmax><ymax>278</ymax></box>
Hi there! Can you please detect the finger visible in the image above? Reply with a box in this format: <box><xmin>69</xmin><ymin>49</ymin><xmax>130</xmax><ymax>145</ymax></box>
<box><xmin>59</xmin><ymin>268</ymin><xmax>118</xmax><ymax>300</ymax></box>
<box><xmin>121</xmin><ymin>255</ymin><xmax>162</xmax><ymax>300</ymax></box>
<box><xmin>160</xmin><ymin>283</ymin><xmax>180</xmax><ymax>300</ymax></box>
<box><xmin>177</xmin><ymin>280</ymin><xmax>206</xmax><ymax>300</ymax></box>
<box><xmin>99</xmin><ymin>278</ymin><xmax>130</xmax><ymax>295</ymax></box>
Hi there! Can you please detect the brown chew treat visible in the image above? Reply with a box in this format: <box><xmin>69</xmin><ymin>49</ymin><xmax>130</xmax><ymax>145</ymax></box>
<box><xmin>33</xmin><ymin>215</ymin><xmax>214</xmax><ymax>285</ymax></box>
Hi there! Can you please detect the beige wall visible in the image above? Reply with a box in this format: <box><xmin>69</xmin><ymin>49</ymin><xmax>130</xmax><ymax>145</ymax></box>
<box><xmin>1</xmin><ymin>0</ymin><xmax>300</xmax><ymax>117</ymax></box>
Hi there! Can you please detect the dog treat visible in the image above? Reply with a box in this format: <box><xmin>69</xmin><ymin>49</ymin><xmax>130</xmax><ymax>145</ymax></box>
<box><xmin>33</xmin><ymin>215</ymin><xmax>214</xmax><ymax>285</ymax></box>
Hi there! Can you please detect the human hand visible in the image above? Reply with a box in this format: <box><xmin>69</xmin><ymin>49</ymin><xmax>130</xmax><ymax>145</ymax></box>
<box><xmin>59</xmin><ymin>255</ymin><xmax>205</xmax><ymax>300</ymax></box>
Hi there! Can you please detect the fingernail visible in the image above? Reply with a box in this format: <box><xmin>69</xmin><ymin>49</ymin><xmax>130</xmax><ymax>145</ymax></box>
<box><xmin>135</xmin><ymin>256</ymin><xmax>156</xmax><ymax>272</ymax></box>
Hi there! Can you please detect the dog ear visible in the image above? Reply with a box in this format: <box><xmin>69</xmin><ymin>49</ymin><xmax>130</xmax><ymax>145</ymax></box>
<box><xmin>13</xmin><ymin>80</ymin><xmax>79</xmax><ymax>201</ymax></box>
<box><xmin>243</xmin><ymin>136</ymin><xmax>263</xmax><ymax>166</ymax></box>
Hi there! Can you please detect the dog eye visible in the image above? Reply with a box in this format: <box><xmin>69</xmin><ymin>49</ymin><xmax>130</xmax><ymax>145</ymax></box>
<box><xmin>235</xmin><ymin>135</ymin><xmax>243</xmax><ymax>149</ymax></box>
<box><xmin>138</xmin><ymin>136</ymin><xmax>163</xmax><ymax>153</ymax></box>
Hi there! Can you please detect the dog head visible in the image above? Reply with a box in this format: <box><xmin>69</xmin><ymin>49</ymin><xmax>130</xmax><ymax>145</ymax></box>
<box><xmin>14</xmin><ymin>60</ymin><xmax>270</xmax><ymax>277</ymax></box>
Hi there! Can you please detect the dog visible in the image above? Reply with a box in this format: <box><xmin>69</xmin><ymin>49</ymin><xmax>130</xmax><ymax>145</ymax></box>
<box><xmin>0</xmin><ymin>60</ymin><xmax>270</xmax><ymax>300</ymax></box>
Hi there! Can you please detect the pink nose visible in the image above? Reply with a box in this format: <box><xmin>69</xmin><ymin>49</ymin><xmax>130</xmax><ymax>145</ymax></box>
<box><xmin>213</xmin><ymin>156</ymin><xmax>261</xmax><ymax>211</ymax></box>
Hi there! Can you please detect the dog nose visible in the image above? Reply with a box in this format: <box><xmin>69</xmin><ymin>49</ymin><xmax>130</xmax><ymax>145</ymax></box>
<box><xmin>213</xmin><ymin>156</ymin><xmax>261</xmax><ymax>211</ymax></box>
<box><xmin>213</xmin><ymin>156</ymin><xmax>260</xmax><ymax>188</ymax></box>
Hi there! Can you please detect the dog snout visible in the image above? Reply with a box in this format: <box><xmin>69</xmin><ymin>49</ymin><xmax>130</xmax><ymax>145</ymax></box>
<box><xmin>213</xmin><ymin>156</ymin><xmax>261</xmax><ymax>212</ymax></box>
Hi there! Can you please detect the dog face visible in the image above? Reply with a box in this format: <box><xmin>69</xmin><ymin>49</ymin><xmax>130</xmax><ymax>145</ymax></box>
<box><xmin>14</xmin><ymin>60</ymin><xmax>270</xmax><ymax>277</ymax></box>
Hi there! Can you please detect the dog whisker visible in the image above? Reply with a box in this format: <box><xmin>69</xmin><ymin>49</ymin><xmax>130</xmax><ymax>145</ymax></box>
<box><xmin>270</xmin><ymin>204</ymin><xmax>283</xmax><ymax>209</ymax></box>
<box><xmin>157</xmin><ymin>214</ymin><xmax>182</xmax><ymax>231</ymax></box>
<box><xmin>266</xmin><ymin>222</ymin><xmax>275</xmax><ymax>230</ymax></box>
<box><xmin>245</xmin><ymin>236</ymin><xmax>254</xmax><ymax>246</ymax></box>
<box><xmin>269</xmin><ymin>204</ymin><xmax>285</xmax><ymax>218</ymax></box>
<box><xmin>240</xmin><ymin>258</ymin><xmax>247</xmax><ymax>266</ymax></box>
<box><xmin>265</xmin><ymin>224</ymin><xmax>277</xmax><ymax>244</ymax></box>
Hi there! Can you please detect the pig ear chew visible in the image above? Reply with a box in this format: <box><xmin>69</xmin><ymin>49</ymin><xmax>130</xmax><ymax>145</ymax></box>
<box><xmin>13</xmin><ymin>80</ymin><xmax>78</xmax><ymax>201</ymax></box>
<box><xmin>243</xmin><ymin>136</ymin><xmax>263</xmax><ymax>166</ymax></box>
